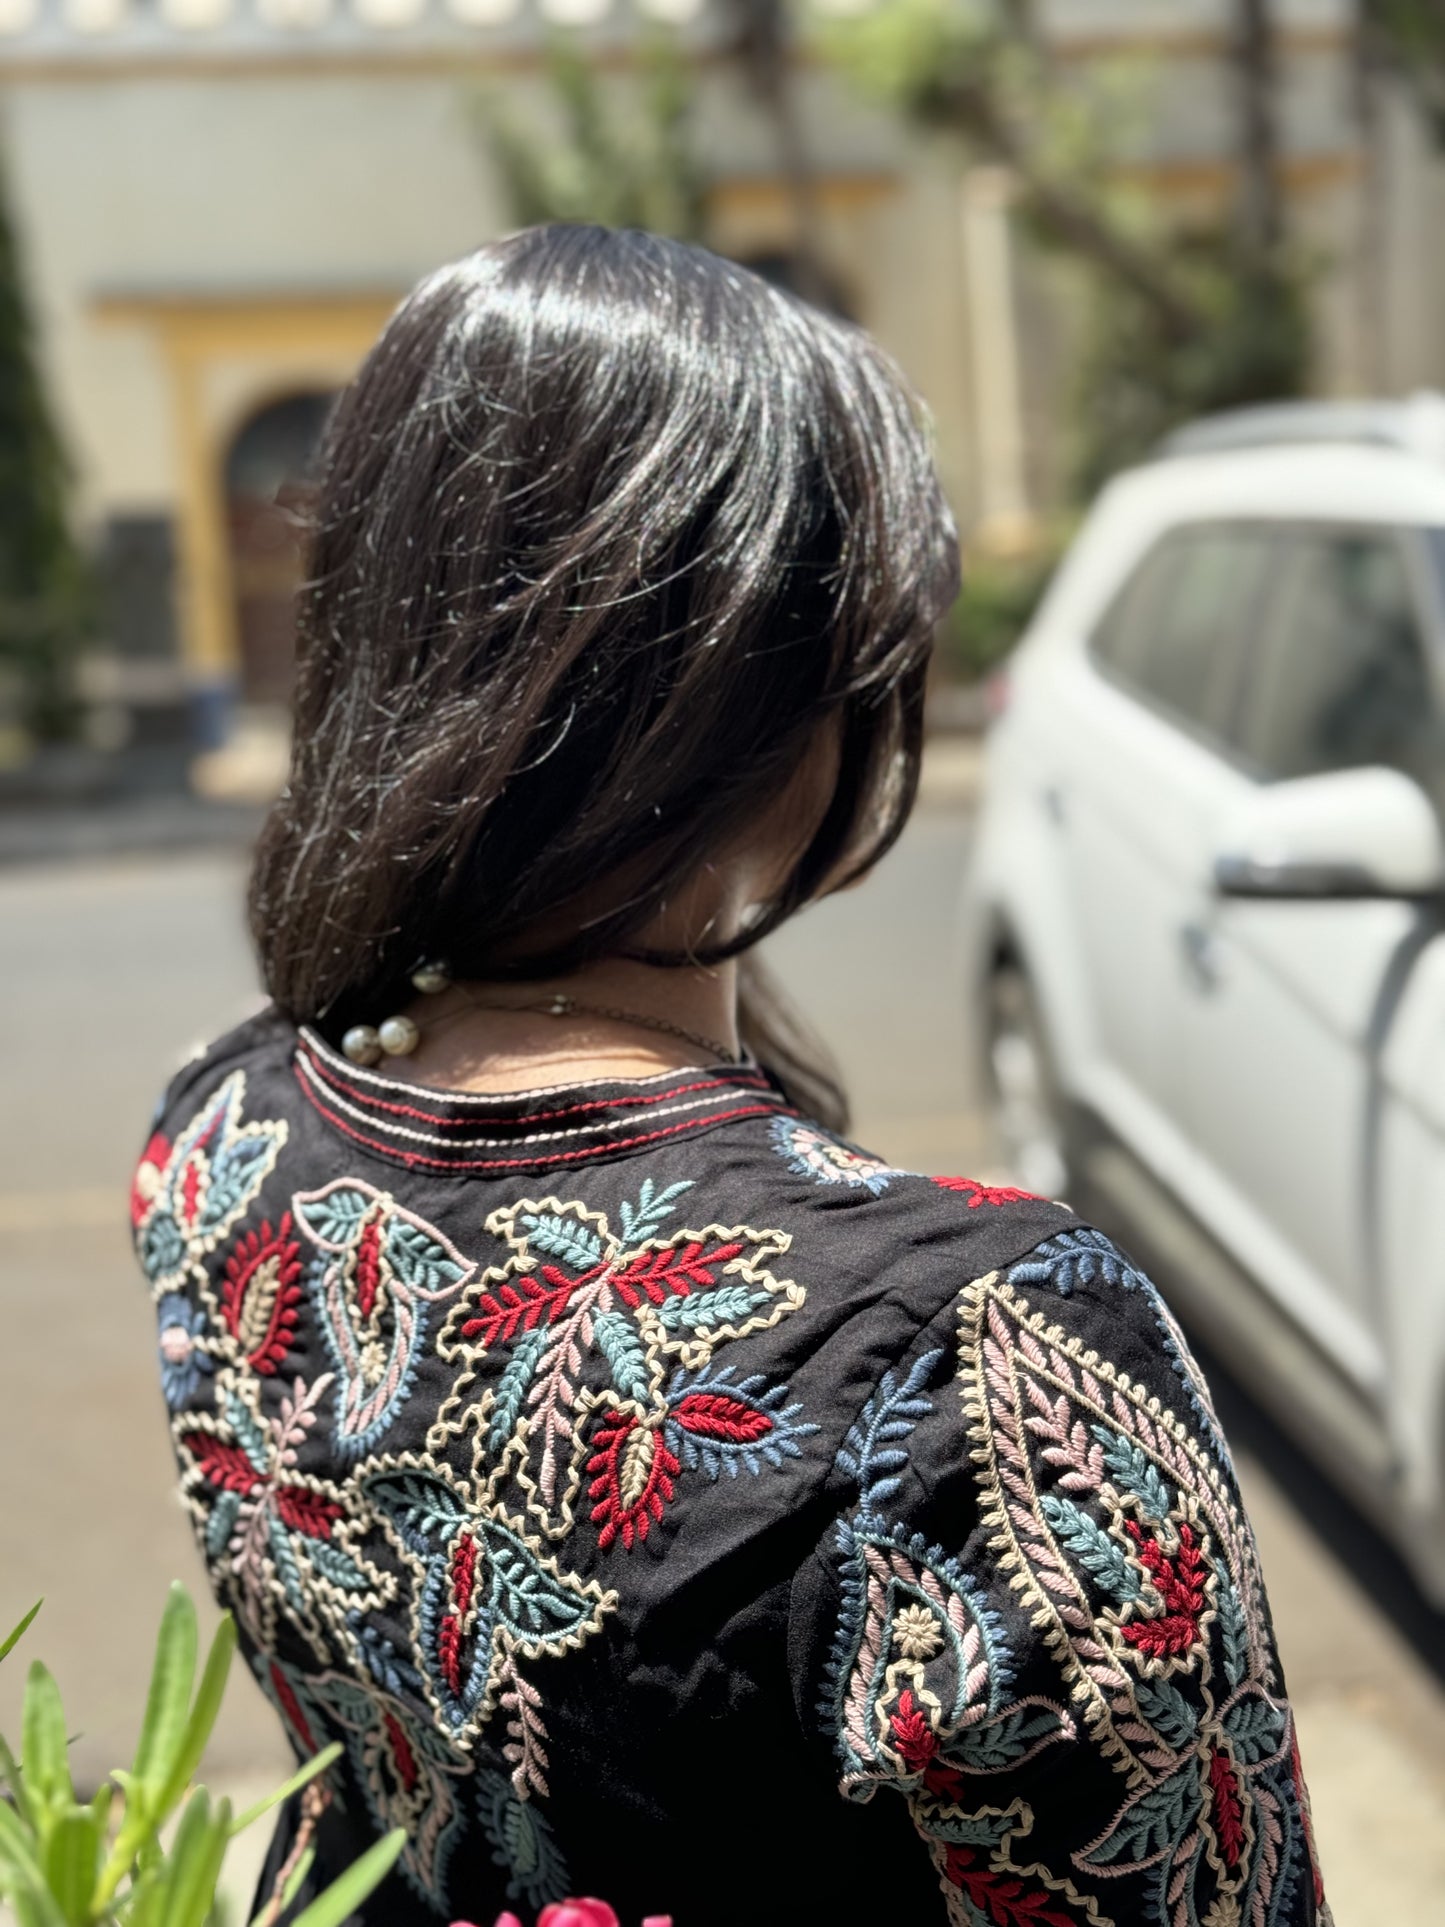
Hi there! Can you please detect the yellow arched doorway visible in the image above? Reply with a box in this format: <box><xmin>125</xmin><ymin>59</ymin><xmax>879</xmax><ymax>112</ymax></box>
<box><xmin>225</xmin><ymin>389</ymin><xmax>336</xmax><ymax>705</ymax></box>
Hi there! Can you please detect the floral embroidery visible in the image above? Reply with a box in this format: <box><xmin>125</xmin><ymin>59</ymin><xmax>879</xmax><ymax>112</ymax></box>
<box><xmin>175</xmin><ymin>1371</ymin><xmax>387</xmax><ymax>1663</ymax></box>
<box><xmin>358</xmin><ymin>1453</ymin><xmax>615</xmax><ymax>1751</ymax></box>
<box><xmin>293</xmin><ymin>1181</ymin><xmax>475</xmax><ymax>1459</ymax></box>
<box><xmin>218</xmin><ymin>1213</ymin><xmax>304</xmax><ymax>1375</ymax></box>
<box><xmin>770</xmin><ymin>1116</ymin><xmax>905</xmax><ymax>1195</ymax></box>
<box><xmin>822</xmin><ymin>1351</ymin><xmax>1096</xmax><ymax>1925</ymax></box>
<box><xmin>431</xmin><ymin>1180</ymin><xmax>806</xmax><ymax>1543</ymax></box>
<box><xmin>957</xmin><ymin>1274</ymin><xmax>1324</xmax><ymax>1925</ymax></box>
<box><xmin>156</xmin><ymin>1293</ymin><xmax>214</xmax><ymax>1408</ymax></box>
<box><xmin>934</xmin><ymin>1175</ymin><xmax>1045</xmax><ymax>1208</ymax></box>
<box><xmin>477</xmin><ymin>1767</ymin><xmax>570</xmax><ymax>1912</ymax></box>
<box><xmin>134</xmin><ymin>1074</ymin><xmax>287</xmax><ymax>1293</ymax></box>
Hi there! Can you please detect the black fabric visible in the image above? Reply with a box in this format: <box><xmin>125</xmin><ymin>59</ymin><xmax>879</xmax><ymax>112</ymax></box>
<box><xmin>134</xmin><ymin>1011</ymin><xmax>1328</xmax><ymax>1927</ymax></box>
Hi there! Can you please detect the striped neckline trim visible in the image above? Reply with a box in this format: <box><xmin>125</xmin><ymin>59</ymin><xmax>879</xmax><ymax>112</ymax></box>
<box><xmin>292</xmin><ymin>1027</ymin><xmax>790</xmax><ymax>1174</ymax></box>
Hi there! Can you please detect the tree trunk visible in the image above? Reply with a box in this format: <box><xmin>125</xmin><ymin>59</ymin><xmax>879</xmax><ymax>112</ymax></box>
<box><xmin>1231</xmin><ymin>0</ymin><xmax>1286</xmax><ymax>260</ymax></box>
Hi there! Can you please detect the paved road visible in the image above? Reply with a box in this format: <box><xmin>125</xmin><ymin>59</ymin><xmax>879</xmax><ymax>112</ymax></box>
<box><xmin>2</xmin><ymin>803</ymin><xmax>1443</xmax><ymax>1922</ymax></box>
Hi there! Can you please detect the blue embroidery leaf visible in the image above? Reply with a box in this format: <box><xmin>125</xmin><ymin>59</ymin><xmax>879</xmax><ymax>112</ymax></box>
<box><xmin>1217</xmin><ymin>1576</ymin><xmax>1249</xmax><ymax>1689</ymax></box>
<box><xmin>656</xmin><ymin>1280</ymin><xmax>771</xmax><ymax>1333</ymax></box>
<box><xmin>1078</xmin><ymin>1759</ymin><xmax>1198</xmax><ymax>1868</ymax></box>
<box><xmin>617</xmin><ymin>1179</ymin><xmax>694</xmax><ymax>1244</ymax></box>
<box><xmin>477</xmin><ymin>1771</ymin><xmax>569</xmax><ymax>1910</ymax></box>
<box><xmin>295</xmin><ymin>1184</ymin><xmax>374</xmax><ymax>1248</ymax></box>
<box><xmin>1134</xmin><ymin>1675</ymin><xmax>1199</xmax><ymax>1751</ymax></box>
<box><xmin>1224</xmin><ymin>1693</ymin><xmax>1287</xmax><ymax>1765</ymax></box>
<box><xmin>308</xmin><ymin>1539</ymin><xmax>374</xmax><ymax>1594</ymax></box>
<box><xmin>141</xmin><ymin>1212</ymin><xmax>186</xmax><ymax>1284</ymax></box>
<box><xmin>486</xmin><ymin>1327</ymin><xmax>551</xmax><ymax>1459</ymax></box>
<box><xmin>385</xmin><ymin>1219</ymin><xmax>469</xmax><ymax>1294</ymax></box>
<box><xmin>365</xmin><ymin>1469</ymin><xmax>470</xmax><ymax>1553</ymax></box>
<box><xmin>1009</xmin><ymin>1227</ymin><xmax>1146</xmax><ymax>1298</ymax></box>
<box><xmin>204</xmin><ymin>1487</ymin><xmax>242</xmax><ymax>1560</ymax></box>
<box><xmin>593</xmin><ymin>1312</ymin><xmax>652</xmax><ymax>1403</ymax></box>
<box><xmin>952</xmin><ymin>1702</ymin><xmax>1070</xmax><ymax>1773</ymax></box>
<box><xmin>519</xmin><ymin>1213</ymin><xmax>605</xmax><ymax>1272</ymax></box>
<box><xmin>1039</xmin><ymin>1493</ymin><xmax>1141</xmax><ymax>1602</ymax></box>
<box><xmin>1092</xmin><ymin>1425</ymin><xmax>1173</xmax><ymax>1523</ymax></box>
<box><xmin>201</xmin><ymin>1130</ymin><xmax>279</xmax><ymax>1236</ymax></box>
<box><xmin>838</xmin><ymin>1348</ymin><xmax>942</xmax><ymax>1513</ymax></box>
<box><xmin>481</xmin><ymin>1520</ymin><xmax>600</xmax><ymax>1646</ymax></box>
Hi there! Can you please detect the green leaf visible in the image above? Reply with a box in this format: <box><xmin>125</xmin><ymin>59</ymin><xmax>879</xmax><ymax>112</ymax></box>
<box><xmin>22</xmin><ymin>1663</ymin><xmax>74</xmax><ymax>1814</ymax></box>
<box><xmin>0</xmin><ymin>1730</ymin><xmax>33</xmax><ymax>1825</ymax></box>
<box><xmin>278</xmin><ymin>1828</ymin><xmax>404</xmax><ymax>1927</ymax></box>
<box><xmin>0</xmin><ymin>1601</ymin><xmax>42</xmax><ymax>1666</ymax></box>
<box><xmin>39</xmin><ymin>1807</ymin><xmax>102</xmax><ymax>1927</ymax></box>
<box><xmin>131</xmin><ymin>1587</ymin><xmax>198</xmax><ymax>1814</ymax></box>
<box><xmin>118</xmin><ymin>1862</ymin><xmax>166</xmax><ymax>1927</ymax></box>
<box><xmin>0</xmin><ymin>1799</ymin><xmax>66</xmax><ymax>1927</ymax></box>
<box><xmin>230</xmin><ymin>1744</ymin><xmax>341</xmax><ymax>1838</ymax></box>
<box><xmin>156</xmin><ymin>1616</ymin><xmax>235</xmax><ymax>1819</ymax></box>
<box><xmin>160</xmin><ymin>1792</ymin><xmax>230</xmax><ymax>1927</ymax></box>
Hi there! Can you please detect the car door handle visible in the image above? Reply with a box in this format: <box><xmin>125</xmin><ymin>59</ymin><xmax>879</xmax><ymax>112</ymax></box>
<box><xmin>1179</xmin><ymin>920</ymin><xmax>1221</xmax><ymax>992</ymax></box>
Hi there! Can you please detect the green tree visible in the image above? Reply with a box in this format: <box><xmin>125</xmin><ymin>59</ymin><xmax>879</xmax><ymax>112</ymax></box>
<box><xmin>0</xmin><ymin>134</ymin><xmax>88</xmax><ymax>743</ymax></box>
<box><xmin>476</xmin><ymin>33</ymin><xmax>707</xmax><ymax>240</ymax></box>
<box><xmin>821</xmin><ymin>0</ymin><xmax>1312</xmax><ymax>492</ymax></box>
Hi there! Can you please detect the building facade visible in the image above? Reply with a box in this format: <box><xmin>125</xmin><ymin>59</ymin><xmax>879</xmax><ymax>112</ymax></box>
<box><xmin>0</xmin><ymin>0</ymin><xmax>1439</xmax><ymax>742</ymax></box>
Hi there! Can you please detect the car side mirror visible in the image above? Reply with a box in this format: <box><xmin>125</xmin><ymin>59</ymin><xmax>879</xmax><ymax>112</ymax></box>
<box><xmin>1213</xmin><ymin>767</ymin><xmax>1445</xmax><ymax>900</ymax></box>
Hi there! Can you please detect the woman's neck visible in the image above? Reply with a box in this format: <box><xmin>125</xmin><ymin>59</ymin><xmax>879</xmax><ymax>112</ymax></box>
<box><xmin>381</xmin><ymin>954</ymin><xmax>741</xmax><ymax>1096</ymax></box>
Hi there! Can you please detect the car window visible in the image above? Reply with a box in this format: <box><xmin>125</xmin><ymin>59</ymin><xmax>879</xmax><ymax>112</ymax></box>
<box><xmin>1089</xmin><ymin>525</ymin><xmax>1271</xmax><ymax>748</ymax></box>
<box><xmin>1239</xmin><ymin>531</ymin><xmax>1445</xmax><ymax>804</ymax></box>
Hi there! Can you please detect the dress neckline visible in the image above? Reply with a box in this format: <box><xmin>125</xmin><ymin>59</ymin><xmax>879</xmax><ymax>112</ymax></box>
<box><xmin>291</xmin><ymin>1024</ymin><xmax>791</xmax><ymax>1177</ymax></box>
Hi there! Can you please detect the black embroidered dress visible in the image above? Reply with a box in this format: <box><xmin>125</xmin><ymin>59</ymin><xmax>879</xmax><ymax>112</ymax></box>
<box><xmin>133</xmin><ymin>1010</ymin><xmax>1330</xmax><ymax>1927</ymax></box>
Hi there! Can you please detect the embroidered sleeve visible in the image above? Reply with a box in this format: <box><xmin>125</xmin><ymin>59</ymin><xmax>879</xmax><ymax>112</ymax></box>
<box><xmin>802</xmin><ymin>1228</ymin><xmax>1332</xmax><ymax>1927</ymax></box>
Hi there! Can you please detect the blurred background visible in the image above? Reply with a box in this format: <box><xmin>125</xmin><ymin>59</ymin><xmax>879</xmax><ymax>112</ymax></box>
<box><xmin>3</xmin><ymin>0</ymin><xmax>1445</xmax><ymax>1921</ymax></box>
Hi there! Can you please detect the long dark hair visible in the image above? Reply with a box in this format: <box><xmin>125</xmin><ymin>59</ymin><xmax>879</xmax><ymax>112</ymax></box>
<box><xmin>250</xmin><ymin>226</ymin><xmax>958</xmax><ymax>1125</ymax></box>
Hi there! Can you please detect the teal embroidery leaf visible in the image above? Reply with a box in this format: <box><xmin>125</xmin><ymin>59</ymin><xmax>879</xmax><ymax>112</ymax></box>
<box><xmin>141</xmin><ymin>1211</ymin><xmax>186</xmax><ymax>1282</ymax></box>
<box><xmin>1079</xmin><ymin>1760</ymin><xmax>1198</xmax><ymax>1868</ymax></box>
<box><xmin>385</xmin><ymin>1220</ymin><xmax>470</xmax><ymax>1295</ymax></box>
<box><xmin>1217</xmin><ymin>1576</ymin><xmax>1248</xmax><ymax>1688</ymax></box>
<box><xmin>204</xmin><ymin>1487</ymin><xmax>242</xmax><ymax>1559</ymax></box>
<box><xmin>365</xmin><ymin>1469</ymin><xmax>470</xmax><ymax>1553</ymax></box>
<box><xmin>518</xmin><ymin>1213</ymin><xmax>605</xmax><ymax>1272</ymax></box>
<box><xmin>1039</xmin><ymin>1493</ymin><xmax>1141</xmax><ymax>1602</ymax></box>
<box><xmin>1134</xmin><ymin>1676</ymin><xmax>1199</xmax><ymax>1751</ymax></box>
<box><xmin>481</xmin><ymin>1521</ymin><xmax>599</xmax><ymax>1645</ymax></box>
<box><xmin>838</xmin><ymin>1349</ymin><xmax>941</xmax><ymax>1513</ymax></box>
<box><xmin>267</xmin><ymin>1514</ymin><xmax>307</xmax><ymax>1611</ymax></box>
<box><xmin>1092</xmin><ymin>1424</ymin><xmax>1173</xmax><ymax>1523</ymax></box>
<box><xmin>953</xmin><ymin>1703</ymin><xmax>1069</xmax><ymax>1772</ymax></box>
<box><xmin>593</xmin><ymin>1312</ymin><xmax>652</xmax><ymax>1403</ymax></box>
<box><xmin>225</xmin><ymin>1387</ymin><xmax>270</xmax><ymax>1473</ymax></box>
<box><xmin>294</xmin><ymin>1184</ymin><xmax>374</xmax><ymax>1247</ymax></box>
<box><xmin>917</xmin><ymin>1806</ymin><xmax>1023</xmax><ymax>1852</ymax></box>
<box><xmin>657</xmin><ymin>1281</ymin><xmax>770</xmax><ymax>1333</ymax></box>
<box><xmin>486</xmin><ymin>1328</ymin><xmax>552</xmax><ymax>1458</ymax></box>
<box><xmin>201</xmin><ymin>1133</ymin><xmax>278</xmax><ymax>1235</ymax></box>
<box><xmin>617</xmin><ymin>1179</ymin><xmax>694</xmax><ymax>1244</ymax></box>
<box><xmin>1224</xmin><ymin>1693</ymin><xmax>1287</xmax><ymax>1765</ymax></box>
<box><xmin>308</xmin><ymin>1539</ymin><xmax>374</xmax><ymax>1594</ymax></box>
<box><xmin>477</xmin><ymin>1771</ymin><xmax>569</xmax><ymax>1910</ymax></box>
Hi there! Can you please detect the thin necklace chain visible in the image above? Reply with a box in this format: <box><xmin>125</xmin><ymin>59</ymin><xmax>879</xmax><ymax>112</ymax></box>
<box><xmin>457</xmin><ymin>989</ymin><xmax>741</xmax><ymax>1067</ymax></box>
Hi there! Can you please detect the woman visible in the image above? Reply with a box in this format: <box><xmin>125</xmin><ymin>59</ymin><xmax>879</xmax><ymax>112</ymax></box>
<box><xmin>133</xmin><ymin>227</ymin><xmax>1328</xmax><ymax>1927</ymax></box>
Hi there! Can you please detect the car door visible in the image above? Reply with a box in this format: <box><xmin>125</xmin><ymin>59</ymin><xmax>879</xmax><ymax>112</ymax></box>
<box><xmin>1175</xmin><ymin>525</ymin><xmax>1445</xmax><ymax>1411</ymax></box>
<box><xmin>1055</xmin><ymin>522</ymin><xmax>1274</xmax><ymax>1164</ymax></box>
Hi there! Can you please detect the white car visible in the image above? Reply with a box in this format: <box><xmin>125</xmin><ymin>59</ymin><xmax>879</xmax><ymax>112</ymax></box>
<box><xmin>964</xmin><ymin>396</ymin><xmax>1445</xmax><ymax>1606</ymax></box>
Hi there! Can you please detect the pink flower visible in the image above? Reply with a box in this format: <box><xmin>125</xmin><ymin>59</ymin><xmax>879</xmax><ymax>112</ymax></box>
<box><xmin>538</xmin><ymin>1906</ymin><xmax>621</xmax><ymax>1927</ymax></box>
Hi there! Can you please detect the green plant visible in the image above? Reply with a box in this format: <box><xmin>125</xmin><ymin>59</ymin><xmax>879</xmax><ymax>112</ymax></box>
<box><xmin>945</xmin><ymin>536</ymin><xmax>1062</xmax><ymax>680</ymax></box>
<box><xmin>0</xmin><ymin>1587</ymin><xmax>403</xmax><ymax>1927</ymax></box>
<box><xmin>475</xmin><ymin>34</ymin><xmax>707</xmax><ymax>241</ymax></box>
<box><xmin>0</xmin><ymin>134</ymin><xmax>90</xmax><ymax>742</ymax></box>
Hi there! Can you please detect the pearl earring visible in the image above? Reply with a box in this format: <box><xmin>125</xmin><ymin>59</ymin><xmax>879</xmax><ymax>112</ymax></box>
<box><xmin>341</xmin><ymin>960</ymin><xmax>452</xmax><ymax>1066</ymax></box>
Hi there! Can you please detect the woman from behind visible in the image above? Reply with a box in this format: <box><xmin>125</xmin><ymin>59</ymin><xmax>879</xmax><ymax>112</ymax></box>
<box><xmin>133</xmin><ymin>226</ymin><xmax>1329</xmax><ymax>1926</ymax></box>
